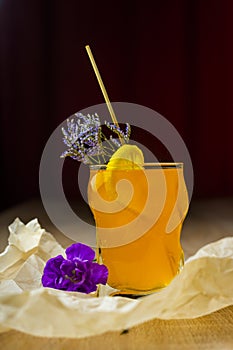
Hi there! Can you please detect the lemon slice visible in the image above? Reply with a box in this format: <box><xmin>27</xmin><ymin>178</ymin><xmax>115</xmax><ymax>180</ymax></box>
<box><xmin>92</xmin><ymin>145</ymin><xmax>144</xmax><ymax>201</ymax></box>
<box><xmin>107</xmin><ymin>144</ymin><xmax>144</xmax><ymax>170</ymax></box>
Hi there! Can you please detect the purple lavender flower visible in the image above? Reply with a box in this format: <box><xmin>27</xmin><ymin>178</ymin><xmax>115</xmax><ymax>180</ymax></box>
<box><xmin>61</xmin><ymin>112</ymin><xmax>131</xmax><ymax>165</ymax></box>
<box><xmin>41</xmin><ymin>243</ymin><xmax>108</xmax><ymax>294</ymax></box>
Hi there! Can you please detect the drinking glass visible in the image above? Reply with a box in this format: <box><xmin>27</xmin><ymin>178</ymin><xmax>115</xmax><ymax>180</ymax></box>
<box><xmin>88</xmin><ymin>163</ymin><xmax>189</xmax><ymax>296</ymax></box>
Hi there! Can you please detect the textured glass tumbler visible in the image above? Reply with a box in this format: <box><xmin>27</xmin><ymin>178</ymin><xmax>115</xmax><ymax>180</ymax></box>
<box><xmin>88</xmin><ymin>163</ymin><xmax>189</xmax><ymax>296</ymax></box>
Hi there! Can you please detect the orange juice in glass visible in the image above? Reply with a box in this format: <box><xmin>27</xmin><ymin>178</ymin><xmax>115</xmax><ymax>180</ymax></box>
<box><xmin>88</xmin><ymin>162</ymin><xmax>189</xmax><ymax>296</ymax></box>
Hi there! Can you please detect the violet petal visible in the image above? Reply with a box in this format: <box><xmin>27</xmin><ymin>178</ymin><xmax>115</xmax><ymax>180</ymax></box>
<box><xmin>60</xmin><ymin>260</ymin><xmax>76</xmax><ymax>277</ymax></box>
<box><xmin>89</xmin><ymin>262</ymin><xmax>109</xmax><ymax>285</ymax></box>
<box><xmin>65</xmin><ymin>243</ymin><xmax>95</xmax><ymax>261</ymax></box>
<box><xmin>42</xmin><ymin>255</ymin><xmax>65</xmax><ymax>275</ymax></box>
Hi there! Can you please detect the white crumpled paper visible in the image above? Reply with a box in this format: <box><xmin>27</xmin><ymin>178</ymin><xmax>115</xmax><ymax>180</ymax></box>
<box><xmin>0</xmin><ymin>218</ymin><xmax>233</xmax><ymax>338</ymax></box>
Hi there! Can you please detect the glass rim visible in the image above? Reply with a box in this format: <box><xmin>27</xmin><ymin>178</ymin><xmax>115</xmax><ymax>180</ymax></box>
<box><xmin>89</xmin><ymin>162</ymin><xmax>183</xmax><ymax>170</ymax></box>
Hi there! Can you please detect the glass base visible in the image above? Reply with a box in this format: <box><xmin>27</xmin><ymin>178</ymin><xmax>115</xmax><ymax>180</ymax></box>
<box><xmin>110</xmin><ymin>285</ymin><xmax>166</xmax><ymax>298</ymax></box>
<box><xmin>107</xmin><ymin>254</ymin><xmax>184</xmax><ymax>298</ymax></box>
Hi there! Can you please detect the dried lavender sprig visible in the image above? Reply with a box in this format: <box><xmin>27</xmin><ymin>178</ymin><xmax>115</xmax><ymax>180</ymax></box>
<box><xmin>105</xmin><ymin>122</ymin><xmax>131</xmax><ymax>142</ymax></box>
<box><xmin>61</xmin><ymin>113</ymin><xmax>131</xmax><ymax>165</ymax></box>
<box><xmin>109</xmin><ymin>136</ymin><xmax>121</xmax><ymax>148</ymax></box>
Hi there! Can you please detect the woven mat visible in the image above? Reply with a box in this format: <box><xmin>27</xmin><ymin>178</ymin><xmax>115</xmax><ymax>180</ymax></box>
<box><xmin>1</xmin><ymin>306</ymin><xmax>233</xmax><ymax>350</ymax></box>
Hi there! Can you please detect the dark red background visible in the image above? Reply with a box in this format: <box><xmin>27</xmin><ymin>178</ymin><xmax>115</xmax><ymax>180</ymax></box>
<box><xmin>1</xmin><ymin>0</ymin><xmax>233</xmax><ymax>211</ymax></box>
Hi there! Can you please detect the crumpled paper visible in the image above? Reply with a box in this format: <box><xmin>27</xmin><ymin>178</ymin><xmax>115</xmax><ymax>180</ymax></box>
<box><xmin>0</xmin><ymin>218</ymin><xmax>232</xmax><ymax>338</ymax></box>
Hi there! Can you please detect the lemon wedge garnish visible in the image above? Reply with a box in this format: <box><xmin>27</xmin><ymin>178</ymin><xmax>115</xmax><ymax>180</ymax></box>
<box><xmin>107</xmin><ymin>144</ymin><xmax>144</xmax><ymax>170</ymax></box>
<box><xmin>92</xmin><ymin>145</ymin><xmax>144</xmax><ymax>201</ymax></box>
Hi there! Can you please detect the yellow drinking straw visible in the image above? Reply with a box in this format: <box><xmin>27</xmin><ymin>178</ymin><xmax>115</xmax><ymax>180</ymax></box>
<box><xmin>85</xmin><ymin>45</ymin><xmax>124</xmax><ymax>144</ymax></box>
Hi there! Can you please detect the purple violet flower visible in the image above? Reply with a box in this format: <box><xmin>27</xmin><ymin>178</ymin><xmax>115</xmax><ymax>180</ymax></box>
<box><xmin>41</xmin><ymin>243</ymin><xmax>108</xmax><ymax>294</ymax></box>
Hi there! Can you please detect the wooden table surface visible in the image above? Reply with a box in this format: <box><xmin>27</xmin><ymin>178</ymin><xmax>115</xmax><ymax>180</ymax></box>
<box><xmin>0</xmin><ymin>197</ymin><xmax>233</xmax><ymax>349</ymax></box>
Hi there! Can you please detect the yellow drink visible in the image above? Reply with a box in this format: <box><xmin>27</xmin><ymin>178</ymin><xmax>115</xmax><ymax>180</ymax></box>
<box><xmin>88</xmin><ymin>163</ymin><xmax>189</xmax><ymax>295</ymax></box>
